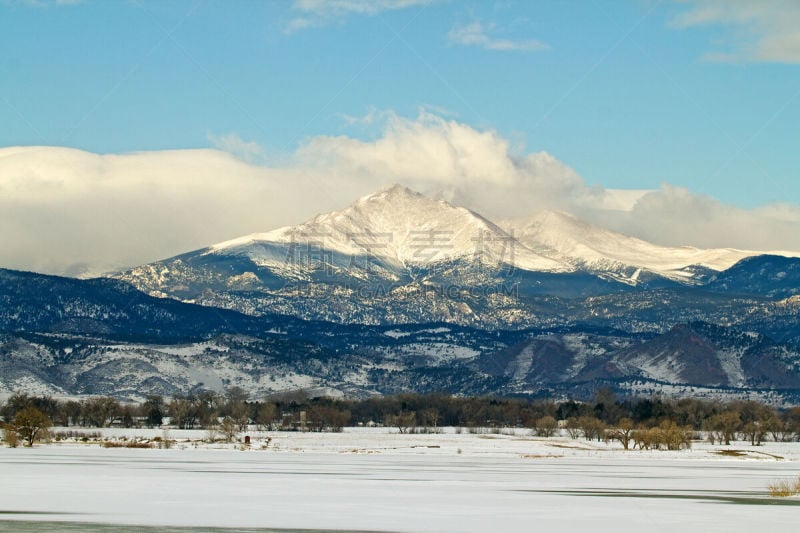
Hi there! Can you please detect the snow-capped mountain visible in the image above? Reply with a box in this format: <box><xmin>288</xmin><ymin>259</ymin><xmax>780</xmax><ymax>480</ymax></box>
<box><xmin>115</xmin><ymin>185</ymin><xmax>800</xmax><ymax>328</ymax></box>
<box><xmin>505</xmin><ymin>210</ymin><xmax>764</xmax><ymax>285</ymax></box>
<box><xmin>209</xmin><ymin>185</ymin><xmax>570</xmax><ymax>274</ymax></box>
<box><xmin>115</xmin><ymin>185</ymin><xmax>588</xmax><ymax>326</ymax></box>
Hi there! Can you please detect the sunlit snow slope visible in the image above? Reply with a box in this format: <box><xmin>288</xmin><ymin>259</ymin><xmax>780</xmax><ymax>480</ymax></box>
<box><xmin>506</xmin><ymin>210</ymin><xmax>797</xmax><ymax>284</ymax></box>
<box><xmin>209</xmin><ymin>185</ymin><xmax>571</xmax><ymax>273</ymax></box>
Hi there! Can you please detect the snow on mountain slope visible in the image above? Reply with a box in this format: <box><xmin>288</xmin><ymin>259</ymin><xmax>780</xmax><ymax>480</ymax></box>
<box><xmin>506</xmin><ymin>210</ymin><xmax>794</xmax><ymax>283</ymax></box>
<box><xmin>208</xmin><ymin>185</ymin><xmax>572</xmax><ymax>274</ymax></box>
<box><xmin>116</xmin><ymin>184</ymin><xmax>800</xmax><ymax>320</ymax></box>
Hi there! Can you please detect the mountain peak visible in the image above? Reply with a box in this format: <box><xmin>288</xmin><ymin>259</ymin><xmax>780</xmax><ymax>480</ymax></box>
<box><xmin>208</xmin><ymin>185</ymin><xmax>571</xmax><ymax>272</ymax></box>
<box><xmin>362</xmin><ymin>183</ymin><xmax>420</xmax><ymax>201</ymax></box>
<box><xmin>350</xmin><ymin>184</ymin><xmax>442</xmax><ymax>213</ymax></box>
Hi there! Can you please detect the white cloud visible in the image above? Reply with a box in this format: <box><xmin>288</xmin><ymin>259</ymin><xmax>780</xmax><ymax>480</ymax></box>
<box><xmin>207</xmin><ymin>132</ymin><xmax>265</xmax><ymax>164</ymax></box>
<box><xmin>337</xmin><ymin>107</ymin><xmax>392</xmax><ymax>127</ymax></box>
<box><xmin>447</xmin><ymin>21</ymin><xmax>550</xmax><ymax>52</ymax></box>
<box><xmin>0</xmin><ymin>146</ymin><xmax>320</xmax><ymax>275</ymax></box>
<box><xmin>293</xmin><ymin>0</ymin><xmax>431</xmax><ymax>16</ymax></box>
<box><xmin>2</xmin><ymin>112</ymin><xmax>800</xmax><ymax>276</ymax></box>
<box><xmin>286</xmin><ymin>0</ymin><xmax>432</xmax><ymax>32</ymax></box>
<box><xmin>593</xmin><ymin>185</ymin><xmax>800</xmax><ymax>252</ymax></box>
<box><xmin>672</xmin><ymin>0</ymin><xmax>800</xmax><ymax>63</ymax></box>
<box><xmin>296</xmin><ymin>110</ymin><xmax>586</xmax><ymax>216</ymax></box>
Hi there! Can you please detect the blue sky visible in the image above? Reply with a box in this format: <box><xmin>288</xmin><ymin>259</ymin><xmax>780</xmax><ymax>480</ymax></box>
<box><xmin>2</xmin><ymin>1</ymin><xmax>800</xmax><ymax>274</ymax></box>
<box><xmin>2</xmin><ymin>0</ymin><xmax>798</xmax><ymax>207</ymax></box>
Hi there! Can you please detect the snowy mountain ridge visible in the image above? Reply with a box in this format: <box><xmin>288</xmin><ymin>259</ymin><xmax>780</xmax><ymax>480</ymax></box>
<box><xmin>113</xmin><ymin>185</ymin><xmax>800</xmax><ymax>328</ymax></box>
<box><xmin>208</xmin><ymin>185</ymin><xmax>571</xmax><ymax>274</ymax></box>
<box><xmin>505</xmin><ymin>210</ymin><xmax>768</xmax><ymax>284</ymax></box>
<box><xmin>207</xmin><ymin>184</ymin><xmax>796</xmax><ymax>283</ymax></box>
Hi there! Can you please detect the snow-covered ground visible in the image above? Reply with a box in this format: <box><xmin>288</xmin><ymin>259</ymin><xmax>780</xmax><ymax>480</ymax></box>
<box><xmin>1</xmin><ymin>428</ymin><xmax>799</xmax><ymax>532</ymax></box>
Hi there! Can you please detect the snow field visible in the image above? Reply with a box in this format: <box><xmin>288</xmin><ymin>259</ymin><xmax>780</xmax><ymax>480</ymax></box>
<box><xmin>1</xmin><ymin>428</ymin><xmax>799</xmax><ymax>532</ymax></box>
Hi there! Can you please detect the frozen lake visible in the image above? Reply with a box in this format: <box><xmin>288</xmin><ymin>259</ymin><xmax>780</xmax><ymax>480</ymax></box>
<box><xmin>1</xmin><ymin>430</ymin><xmax>799</xmax><ymax>532</ymax></box>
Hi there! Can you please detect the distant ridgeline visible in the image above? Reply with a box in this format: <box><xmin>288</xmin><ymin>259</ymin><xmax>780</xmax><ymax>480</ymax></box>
<box><xmin>2</xmin><ymin>266</ymin><xmax>800</xmax><ymax>403</ymax></box>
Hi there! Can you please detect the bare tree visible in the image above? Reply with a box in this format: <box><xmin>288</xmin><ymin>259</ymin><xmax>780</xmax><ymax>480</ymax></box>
<box><xmin>766</xmin><ymin>414</ymin><xmax>792</xmax><ymax>442</ymax></box>
<box><xmin>1</xmin><ymin>392</ymin><xmax>32</xmax><ymax>420</ymax></box>
<box><xmin>420</xmin><ymin>408</ymin><xmax>440</xmax><ymax>432</ymax></box>
<box><xmin>388</xmin><ymin>411</ymin><xmax>416</xmax><ymax>434</ymax></box>
<box><xmin>635</xmin><ymin>427</ymin><xmax>652</xmax><ymax>450</ymax></box>
<box><xmin>205</xmin><ymin>420</ymin><xmax>221</xmax><ymax>442</ymax></box>
<box><xmin>534</xmin><ymin>416</ymin><xmax>558</xmax><ymax>438</ymax></box>
<box><xmin>608</xmin><ymin>418</ymin><xmax>635</xmax><ymax>450</ymax></box>
<box><xmin>220</xmin><ymin>416</ymin><xmax>238</xmax><ymax>442</ymax></box>
<box><xmin>564</xmin><ymin>417</ymin><xmax>582</xmax><ymax>439</ymax></box>
<box><xmin>658</xmin><ymin>420</ymin><xmax>693</xmax><ymax>450</ymax></box>
<box><xmin>255</xmin><ymin>402</ymin><xmax>276</xmax><ymax>431</ymax></box>
<box><xmin>225</xmin><ymin>387</ymin><xmax>250</xmax><ymax>431</ymax></box>
<box><xmin>14</xmin><ymin>407</ymin><xmax>52</xmax><ymax>446</ymax></box>
<box><xmin>742</xmin><ymin>421</ymin><xmax>767</xmax><ymax>446</ymax></box>
<box><xmin>62</xmin><ymin>400</ymin><xmax>83</xmax><ymax>427</ymax></box>
<box><xmin>141</xmin><ymin>396</ymin><xmax>165</xmax><ymax>428</ymax></box>
<box><xmin>308</xmin><ymin>406</ymin><xmax>351</xmax><ymax>432</ymax></box>
<box><xmin>577</xmin><ymin>416</ymin><xmax>606</xmax><ymax>442</ymax></box>
<box><xmin>83</xmin><ymin>397</ymin><xmax>120</xmax><ymax>427</ymax></box>
<box><xmin>706</xmin><ymin>411</ymin><xmax>740</xmax><ymax>445</ymax></box>
<box><xmin>229</xmin><ymin>401</ymin><xmax>250</xmax><ymax>431</ymax></box>
<box><xmin>169</xmin><ymin>398</ymin><xmax>199</xmax><ymax>429</ymax></box>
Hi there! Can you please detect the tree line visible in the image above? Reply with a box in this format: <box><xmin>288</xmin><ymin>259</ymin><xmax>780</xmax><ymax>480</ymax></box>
<box><xmin>2</xmin><ymin>388</ymin><xmax>800</xmax><ymax>447</ymax></box>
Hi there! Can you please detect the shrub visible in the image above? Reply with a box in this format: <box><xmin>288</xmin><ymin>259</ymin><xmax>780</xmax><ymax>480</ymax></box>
<box><xmin>767</xmin><ymin>476</ymin><xmax>800</xmax><ymax>497</ymax></box>
<box><xmin>632</xmin><ymin>421</ymin><xmax>692</xmax><ymax>450</ymax></box>
<box><xmin>658</xmin><ymin>420</ymin><xmax>693</xmax><ymax>450</ymax></box>
<box><xmin>2</xmin><ymin>424</ymin><xmax>19</xmax><ymax>448</ymax></box>
<box><xmin>533</xmin><ymin>416</ymin><xmax>558</xmax><ymax>438</ymax></box>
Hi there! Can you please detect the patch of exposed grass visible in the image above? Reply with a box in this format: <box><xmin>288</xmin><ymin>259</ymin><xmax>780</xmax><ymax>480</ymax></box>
<box><xmin>767</xmin><ymin>476</ymin><xmax>800</xmax><ymax>498</ymax></box>
<box><xmin>102</xmin><ymin>441</ymin><xmax>152</xmax><ymax>449</ymax></box>
<box><xmin>713</xmin><ymin>449</ymin><xmax>784</xmax><ymax>461</ymax></box>
<box><xmin>752</xmin><ymin>451</ymin><xmax>784</xmax><ymax>460</ymax></box>
<box><xmin>547</xmin><ymin>442</ymin><xmax>598</xmax><ymax>451</ymax></box>
<box><xmin>714</xmin><ymin>450</ymin><xmax>747</xmax><ymax>457</ymax></box>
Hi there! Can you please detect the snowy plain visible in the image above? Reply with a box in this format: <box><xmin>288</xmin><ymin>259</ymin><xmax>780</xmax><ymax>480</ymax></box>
<box><xmin>2</xmin><ymin>428</ymin><xmax>799</xmax><ymax>532</ymax></box>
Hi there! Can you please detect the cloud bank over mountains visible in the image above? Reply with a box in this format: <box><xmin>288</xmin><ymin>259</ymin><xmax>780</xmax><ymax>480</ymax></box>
<box><xmin>2</xmin><ymin>112</ymin><xmax>799</xmax><ymax>276</ymax></box>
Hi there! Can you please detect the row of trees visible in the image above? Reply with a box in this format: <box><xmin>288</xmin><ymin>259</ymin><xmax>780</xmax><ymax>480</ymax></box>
<box><xmin>2</xmin><ymin>389</ymin><xmax>800</xmax><ymax>446</ymax></box>
<box><xmin>553</xmin><ymin>416</ymin><xmax>692</xmax><ymax>450</ymax></box>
